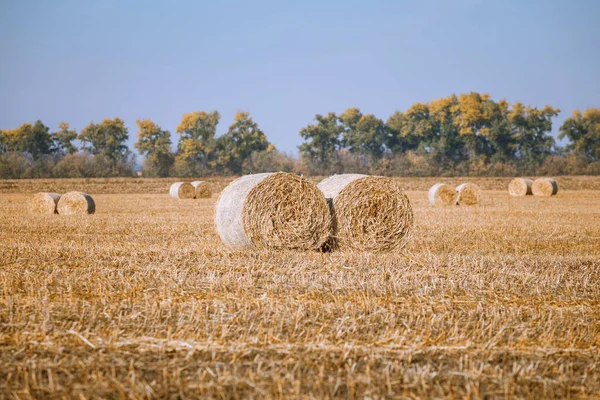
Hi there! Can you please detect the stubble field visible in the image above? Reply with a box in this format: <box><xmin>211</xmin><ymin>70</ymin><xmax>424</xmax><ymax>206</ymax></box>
<box><xmin>1</xmin><ymin>176</ymin><xmax>599</xmax><ymax>399</ymax></box>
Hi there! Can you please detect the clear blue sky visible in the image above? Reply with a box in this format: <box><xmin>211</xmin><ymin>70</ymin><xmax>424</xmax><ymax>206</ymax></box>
<box><xmin>1</xmin><ymin>0</ymin><xmax>598</xmax><ymax>154</ymax></box>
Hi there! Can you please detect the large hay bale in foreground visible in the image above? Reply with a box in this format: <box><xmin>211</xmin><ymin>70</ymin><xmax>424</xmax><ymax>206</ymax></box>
<box><xmin>57</xmin><ymin>192</ymin><xmax>95</xmax><ymax>215</ymax></box>
<box><xmin>191</xmin><ymin>181</ymin><xmax>212</xmax><ymax>198</ymax></box>
<box><xmin>456</xmin><ymin>183</ymin><xmax>482</xmax><ymax>206</ymax></box>
<box><xmin>532</xmin><ymin>177</ymin><xmax>558</xmax><ymax>197</ymax></box>
<box><xmin>28</xmin><ymin>192</ymin><xmax>61</xmax><ymax>214</ymax></box>
<box><xmin>318</xmin><ymin>174</ymin><xmax>413</xmax><ymax>252</ymax></box>
<box><xmin>215</xmin><ymin>172</ymin><xmax>331</xmax><ymax>250</ymax></box>
<box><xmin>428</xmin><ymin>183</ymin><xmax>458</xmax><ymax>206</ymax></box>
<box><xmin>508</xmin><ymin>178</ymin><xmax>533</xmax><ymax>197</ymax></box>
<box><xmin>170</xmin><ymin>182</ymin><xmax>195</xmax><ymax>199</ymax></box>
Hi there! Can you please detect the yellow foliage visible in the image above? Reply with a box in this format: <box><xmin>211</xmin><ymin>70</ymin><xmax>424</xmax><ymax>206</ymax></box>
<box><xmin>405</xmin><ymin>102</ymin><xmax>429</xmax><ymax>118</ymax></box>
<box><xmin>234</xmin><ymin>111</ymin><xmax>250</xmax><ymax>122</ymax></box>
<box><xmin>583</xmin><ymin>107</ymin><xmax>600</xmax><ymax>121</ymax></box>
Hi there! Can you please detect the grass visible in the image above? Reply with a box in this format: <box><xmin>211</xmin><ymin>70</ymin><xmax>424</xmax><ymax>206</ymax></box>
<box><xmin>1</xmin><ymin>176</ymin><xmax>599</xmax><ymax>399</ymax></box>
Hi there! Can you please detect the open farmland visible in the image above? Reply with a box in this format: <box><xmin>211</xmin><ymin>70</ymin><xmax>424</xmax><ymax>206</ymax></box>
<box><xmin>1</xmin><ymin>176</ymin><xmax>599</xmax><ymax>399</ymax></box>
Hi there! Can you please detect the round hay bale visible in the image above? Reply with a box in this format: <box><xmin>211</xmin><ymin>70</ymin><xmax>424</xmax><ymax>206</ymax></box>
<box><xmin>456</xmin><ymin>183</ymin><xmax>482</xmax><ymax>206</ymax></box>
<box><xmin>215</xmin><ymin>172</ymin><xmax>331</xmax><ymax>251</ymax></box>
<box><xmin>318</xmin><ymin>174</ymin><xmax>413</xmax><ymax>252</ymax></box>
<box><xmin>170</xmin><ymin>182</ymin><xmax>195</xmax><ymax>199</ymax></box>
<box><xmin>57</xmin><ymin>191</ymin><xmax>95</xmax><ymax>215</ymax></box>
<box><xmin>191</xmin><ymin>180</ymin><xmax>212</xmax><ymax>198</ymax></box>
<box><xmin>428</xmin><ymin>183</ymin><xmax>458</xmax><ymax>206</ymax></box>
<box><xmin>532</xmin><ymin>177</ymin><xmax>558</xmax><ymax>197</ymax></box>
<box><xmin>508</xmin><ymin>178</ymin><xmax>533</xmax><ymax>197</ymax></box>
<box><xmin>28</xmin><ymin>192</ymin><xmax>61</xmax><ymax>214</ymax></box>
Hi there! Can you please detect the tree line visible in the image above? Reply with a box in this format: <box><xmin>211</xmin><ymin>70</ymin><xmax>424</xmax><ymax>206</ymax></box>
<box><xmin>1</xmin><ymin>92</ymin><xmax>599</xmax><ymax>179</ymax></box>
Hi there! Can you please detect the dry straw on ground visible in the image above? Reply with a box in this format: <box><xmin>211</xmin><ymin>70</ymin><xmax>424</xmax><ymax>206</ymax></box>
<box><xmin>428</xmin><ymin>183</ymin><xmax>458</xmax><ymax>206</ymax></box>
<box><xmin>1</xmin><ymin>176</ymin><xmax>600</xmax><ymax>399</ymax></box>
<box><xmin>215</xmin><ymin>172</ymin><xmax>331</xmax><ymax>250</ymax></box>
<box><xmin>169</xmin><ymin>182</ymin><xmax>195</xmax><ymax>199</ymax></box>
<box><xmin>532</xmin><ymin>177</ymin><xmax>558</xmax><ymax>197</ymax></box>
<box><xmin>508</xmin><ymin>178</ymin><xmax>533</xmax><ymax>197</ymax></box>
<box><xmin>28</xmin><ymin>192</ymin><xmax>61</xmax><ymax>214</ymax></box>
<box><xmin>191</xmin><ymin>181</ymin><xmax>212</xmax><ymax>198</ymax></box>
<box><xmin>318</xmin><ymin>174</ymin><xmax>413</xmax><ymax>252</ymax></box>
<box><xmin>56</xmin><ymin>191</ymin><xmax>95</xmax><ymax>215</ymax></box>
<box><xmin>456</xmin><ymin>183</ymin><xmax>482</xmax><ymax>205</ymax></box>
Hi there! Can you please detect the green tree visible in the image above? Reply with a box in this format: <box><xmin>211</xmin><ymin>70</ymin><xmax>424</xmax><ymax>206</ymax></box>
<box><xmin>135</xmin><ymin>119</ymin><xmax>174</xmax><ymax>177</ymax></box>
<box><xmin>298</xmin><ymin>112</ymin><xmax>342</xmax><ymax>173</ymax></box>
<box><xmin>79</xmin><ymin>118</ymin><xmax>130</xmax><ymax>160</ymax></box>
<box><xmin>2</xmin><ymin>121</ymin><xmax>54</xmax><ymax>158</ymax></box>
<box><xmin>216</xmin><ymin>111</ymin><xmax>269</xmax><ymax>174</ymax></box>
<box><xmin>559</xmin><ymin>108</ymin><xmax>600</xmax><ymax>162</ymax></box>
<box><xmin>508</xmin><ymin>103</ymin><xmax>559</xmax><ymax>166</ymax></box>
<box><xmin>339</xmin><ymin>108</ymin><xmax>387</xmax><ymax>162</ymax></box>
<box><xmin>174</xmin><ymin>111</ymin><xmax>220</xmax><ymax>176</ymax></box>
<box><xmin>53</xmin><ymin>122</ymin><xmax>78</xmax><ymax>154</ymax></box>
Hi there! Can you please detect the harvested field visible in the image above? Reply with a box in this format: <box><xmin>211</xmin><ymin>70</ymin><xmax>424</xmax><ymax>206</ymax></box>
<box><xmin>1</xmin><ymin>176</ymin><xmax>599</xmax><ymax>399</ymax></box>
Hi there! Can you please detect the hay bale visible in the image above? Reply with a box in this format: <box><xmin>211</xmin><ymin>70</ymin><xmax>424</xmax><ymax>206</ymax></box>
<box><xmin>170</xmin><ymin>182</ymin><xmax>195</xmax><ymax>199</ymax></box>
<box><xmin>508</xmin><ymin>178</ymin><xmax>533</xmax><ymax>197</ymax></box>
<box><xmin>215</xmin><ymin>172</ymin><xmax>331</xmax><ymax>250</ymax></box>
<box><xmin>191</xmin><ymin>181</ymin><xmax>212</xmax><ymax>198</ymax></box>
<box><xmin>28</xmin><ymin>192</ymin><xmax>61</xmax><ymax>214</ymax></box>
<box><xmin>456</xmin><ymin>183</ymin><xmax>482</xmax><ymax>206</ymax></box>
<box><xmin>318</xmin><ymin>174</ymin><xmax>413</xmax><ymax>252</ymax></box>
<box><xmin>532</xmin><ymin>177</ymin><xmax>558</xmax><ymax>197</ymax></box>
<box><xmin>428</xmin><ymin>183</ymin><xmax>458</xmax><ymax>206</ymax></box>
<box><xmin>57</xmin><ymin>191</ymin><xmax>95</xmax><ymax>215</ymax></box>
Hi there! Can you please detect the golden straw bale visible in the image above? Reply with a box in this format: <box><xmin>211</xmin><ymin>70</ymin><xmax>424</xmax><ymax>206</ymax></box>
<box><xmin>508</xmin><ymin>178</ymin><xmax>533</xmax><ymax>197</ymax></box>
<box><xmin>318</xmin><ymin>174</ymin><xmax>413</xmax><ymax>252</ymax></box>
<box><xmin>191</xmin><ymin>181</ymin><xmax>212</xmax><ymax>198</ymax></box>
<box><xmin>28</xmin><ymin>192</ymin><xmax>61</xmax><ymax>214</ymax></box>
<box><xmin>169</xmin><ymin>182</ymin><xmax>195</xmax><ymax>199</ymax></box>
<box><xmin>428</xmin><ymin>183</ymin><xmax>458</xmax><ymax>206</ymax></box>
<box><xmin>456</xmin><ymin>183</ymin><xmax>482</xmax><ymax>206</ymax></box>
<box><xmin>57</xmin><ymin>191</ymin><xmax>95</xmax><ymax>215</ymax></box>
<box><xmin>215</xmin><ymin>172</ymin><xmax>331</xmax><ymax>251</ymax></box>
<box><xmin>532</xmin><ymin>177</ymin><xmax>558</xmax><ymax>197</ymax></box>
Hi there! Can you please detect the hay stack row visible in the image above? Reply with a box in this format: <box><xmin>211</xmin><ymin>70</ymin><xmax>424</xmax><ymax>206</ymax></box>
<box><xmin>28</xmin><ymin>192</ymin><xmax>95</xmax><ymax>215</ymax></box>
<box><xmin>509</xmin><ymin>177</ymin><xmax>558</xmax><ymax>197</ymax></box>
<box><xmin>215</xmin><ymin>173</ymin><xmax>413</xmax><ymax>253</ymax></box>
<box><xmin>170</xmin><ymin>181</ymin><xmax>212</xmax><ymax>199</ymax></box>
<box><xmin>428</xmin><ymin>183</ymin><xmax>482</xmax><ymax>206</ymax></box>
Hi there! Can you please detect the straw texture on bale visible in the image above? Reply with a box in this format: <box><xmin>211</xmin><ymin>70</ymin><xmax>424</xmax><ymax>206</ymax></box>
<box><xmin>318</xmin><ymin>174</ymin><xmax>413</xmax><ymax>252</ymax></box>
<box><xmin>191</xmin><ymin>181</ymin><xmax>212</xmax><ymax>198</ymax></box>
<box><xmin>28</xmin><ymin>192</ymin><xmax>61</xmax><ymax>214</ymax></box>
<box><xmin>215</xmin><ymin>172</ymin><xmax>331</xmax><ymax>251</ymax></box>
<box><xmin>508</xmin><ymin>178</ymin><xmax>533</xmax><ymax>197</ymax></box>
<box><xmin>456</xmin><ymin>183</ymin><xmax>482</xmax><ymax>206</ymax></box>
<box><xmin>428</xmin><ymin>183</ymin><xmax>458</xmax><ymax>206</ymax></box>
<box><xmin>169</xmin><ymin>182</ymin><xmax>195</xmax><ymax>199</ymax></box>
<box><xmin>532</xmin><ymin>177</ymin><xmax>558</xmax><ymax>197</ymax></box>
<box><xmin>57</xmin><ymin>191</ymin><xmax>95</xmax><ymax>215</ymax></box>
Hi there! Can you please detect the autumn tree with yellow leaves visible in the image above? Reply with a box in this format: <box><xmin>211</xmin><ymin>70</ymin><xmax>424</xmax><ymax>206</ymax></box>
<box><xmin>216</xmin><ymin>111</ymin><xmax>269</xmax><ymax>174</ymax></box>
<box><xmin>559</xmin><ymin>108</ymin><xmax>600</xmax><ymax>162</ymax></box>
<box><xmin>174</xmin><ymin>111</ymin><xmax>220</xmax><ymax>176</ymax></box>
<box><xmin>135</xmin><ymin>119</ymin><xmax>174</xmax><ymax>177</ymax></box>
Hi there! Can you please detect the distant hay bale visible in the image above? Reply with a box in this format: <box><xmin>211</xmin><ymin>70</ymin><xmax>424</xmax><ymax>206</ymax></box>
<box><xmin>508</xmin><ymin>178</ymin><xmax>533</xmax><ymax>197</ymax></box>
<box><xmin>532</xmin><ymin>177</ymin><xmax>558</xmax><ymax>197</ymax></box>
<box><xmin>456</xmin><ymin>183</ymin><xmax>482</xmax><ymax>206</ymax></box>
<box><xmin>28</xmin><ymin>192</ymin><xmax>61</xmax><ymax>214</ymax></box>
<box><xmin>215</xmin><ymin>172</ymin><xmax>331</xmax><ymax>251</ymax></box>
<box><xmin>318</xmin><ymin>174</ymin><xmax>413</xmax><ymax>252</ymax></box>
<box><xmin>191</xmin><ymin>181</ymin><xmax>212</xmax><ymax>198</ymax></box>
<box><xmin>169</xmin><ymin>182</ymin><xmax>195</xmax><ymax>199</ymax></box>
<box><xmin>428</xmin><ymin>183</ymin><xmax>458</xmax><ymax>206</ymax></box>
<box><xmin>57</xmin><ymin>191</ymin><xmax>95</xmax><ymax>215</ymax></box>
